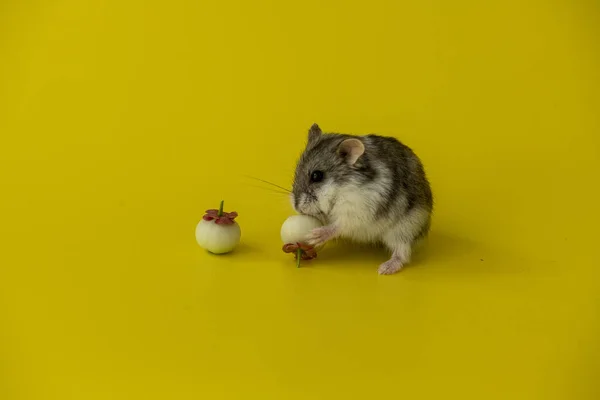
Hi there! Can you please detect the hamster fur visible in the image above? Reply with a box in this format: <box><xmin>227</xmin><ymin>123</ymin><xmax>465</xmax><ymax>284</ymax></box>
<box><xmin>291</xmin><ymin>124</ymin><xmax>433</xmax><ymax>275</ymax></box>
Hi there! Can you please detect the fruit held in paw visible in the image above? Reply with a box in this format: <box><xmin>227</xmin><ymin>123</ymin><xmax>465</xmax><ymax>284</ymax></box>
<box><xmin>195</xmin><ymin>200</ymin><xmax>241</xmax><ymax>254</ymax></box>
<box><xmin>280</xmin><ymin>215</ymin><xmax>323</xmax><ymax>267</ymax></box>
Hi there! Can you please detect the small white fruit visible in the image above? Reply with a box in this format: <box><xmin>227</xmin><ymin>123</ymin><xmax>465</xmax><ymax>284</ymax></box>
<box><xmin>280</xmin><ymin>214</ymin><xmax>322</xmax><ymax>244</ymax></box>
<box><xmin>195</xmin><ymin>219</ymin><xmax>241</xmax><ymax>254</ymax></box>
<box><xmin>195</xmin><ymin>201</ymin><xmax>241</xmax><ymax>254</ymax></box>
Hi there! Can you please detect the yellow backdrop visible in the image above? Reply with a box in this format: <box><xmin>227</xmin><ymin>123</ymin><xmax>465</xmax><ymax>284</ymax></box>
<box><xmin>1</xmin><ymin>1</ymin><xmax>599</xmax><ymax>399</ymax></box>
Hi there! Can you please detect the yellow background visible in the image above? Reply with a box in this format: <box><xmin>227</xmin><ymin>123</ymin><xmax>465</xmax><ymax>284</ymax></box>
<box><xmin>1</xmin><ymin>1</ymin><xmax>599</xmax><ymax>399</ymax></box>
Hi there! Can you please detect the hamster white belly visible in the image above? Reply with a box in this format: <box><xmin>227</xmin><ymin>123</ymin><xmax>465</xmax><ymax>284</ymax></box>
<box><xmin>329</xmin><ymin>183</ymin><xmax>391</xmax><ymax>244</ymax></box>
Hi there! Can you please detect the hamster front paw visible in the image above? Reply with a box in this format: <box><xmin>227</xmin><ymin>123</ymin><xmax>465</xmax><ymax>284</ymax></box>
<box><xmin>378</xmin><ymin>259</ymin><xmax>404</xmax><ymax>275</ymax></box>
<box><xmin>306</xmin><ymin>225</ymin><xmax>338</xmax><ymax>247</ymax></box>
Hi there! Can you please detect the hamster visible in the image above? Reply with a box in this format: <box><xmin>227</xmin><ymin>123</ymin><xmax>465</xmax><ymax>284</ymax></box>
<box><xmin>291</xmin><ymin>124</ymin><xmax>433</xmax><ymax>275</ymax></box>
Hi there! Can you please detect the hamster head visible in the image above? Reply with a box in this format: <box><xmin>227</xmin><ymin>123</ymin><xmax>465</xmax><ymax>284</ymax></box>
<box><xmin>291</xmin><ymin>124</ymin><xmax>370</xmax><ymax>219</ymax></box>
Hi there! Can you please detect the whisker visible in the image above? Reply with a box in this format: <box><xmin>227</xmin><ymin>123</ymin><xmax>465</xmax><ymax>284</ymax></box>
<box><xmin>244</xmin><ymin>175</ymin><xmax>292</xmax><ymax>193</ymax></box>
<box><xmin>244</xmin><ymin>183</ymin><xmax>291</xmax><ymax>196</ymax></box>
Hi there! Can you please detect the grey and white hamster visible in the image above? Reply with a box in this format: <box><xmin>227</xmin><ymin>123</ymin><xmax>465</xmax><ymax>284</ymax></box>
<box><xmin>291</xmin><ymin>124</ymin><xmax>433</xmax><ymax>275</ymax></box>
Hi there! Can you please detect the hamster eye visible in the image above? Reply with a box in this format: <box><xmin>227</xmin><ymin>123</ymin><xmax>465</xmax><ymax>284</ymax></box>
<box><xmin>310</xmin><ymin>170</ymin><xmax>324</xmax><ymax>183</ymax></box>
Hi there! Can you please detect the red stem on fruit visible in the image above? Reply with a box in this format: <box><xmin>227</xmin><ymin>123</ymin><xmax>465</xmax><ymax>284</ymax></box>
<box><xmin>282</xmin><ymin>243</ymin><xmax>317</xmax><ymax>268</ymax></box>
<box><xmin>203</xmin><ymin>201</ymin><xmax>237</xmax><ymax>225</ymax></box>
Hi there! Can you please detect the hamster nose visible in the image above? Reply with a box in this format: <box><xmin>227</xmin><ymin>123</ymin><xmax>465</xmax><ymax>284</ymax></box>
<box><xmin>291</xmin><ymin>193</ymin><xmax>301</xmax><ymax>213</ymax></box>
<box><xmin>292</xmin><ymin>193</ymin><xmax>309</xmax><ymax>214</ymax></box>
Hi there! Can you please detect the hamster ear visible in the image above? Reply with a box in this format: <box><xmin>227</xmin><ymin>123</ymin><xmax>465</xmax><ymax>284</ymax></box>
<box><xmin>338</xmin><ymin>138</ymin><xmax>365</xmax><ymax>165</ymax></box>
<box><xmin>308</xmin><ymin>123</ymin><xmax>322</xmax><ymax>144</ymax></box>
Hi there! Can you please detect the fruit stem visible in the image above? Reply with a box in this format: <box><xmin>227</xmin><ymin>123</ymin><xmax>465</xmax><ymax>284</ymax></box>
<box><xmin>218</xmin><ymin>200</ymin><xmax>224</xmax><ymax>217</ymax></box>
<box><xmin>296</xmin><ymin>248</ymin><xmax>302</xmax><ymax>268</ymax></box>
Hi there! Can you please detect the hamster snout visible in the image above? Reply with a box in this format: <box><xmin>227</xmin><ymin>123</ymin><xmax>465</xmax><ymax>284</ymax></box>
<box><xmin>291</xmin><ymin>190</ymin><xmax>327</xmax><ymax>221</ymax></box>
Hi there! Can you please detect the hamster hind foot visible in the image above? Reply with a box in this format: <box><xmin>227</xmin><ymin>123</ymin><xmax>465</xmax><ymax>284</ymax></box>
<box><xmin>378</xmin><ymin>242</ymin><xmax>411</xmax><ymax>275</ymax></box>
